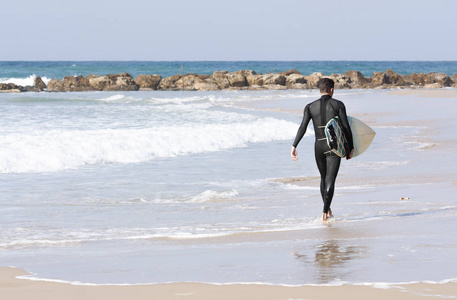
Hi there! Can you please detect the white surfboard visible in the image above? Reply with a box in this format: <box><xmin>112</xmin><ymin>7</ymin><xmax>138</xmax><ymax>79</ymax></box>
<box><xmin>325</xmin><ymin>116</ymin><xmax>375</xmax><ymax>158</ymax></box>
<box><xmin>347</xmin><ymin>116</ymin><xmax>376</xmax><ymax>157</ymax></box>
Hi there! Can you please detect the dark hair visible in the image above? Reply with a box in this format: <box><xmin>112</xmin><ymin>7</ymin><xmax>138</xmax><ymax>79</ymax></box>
<box><xmin>317</xmin><ymin>78</ymin><xmax>334</xmax><ymax>93</ymax></box>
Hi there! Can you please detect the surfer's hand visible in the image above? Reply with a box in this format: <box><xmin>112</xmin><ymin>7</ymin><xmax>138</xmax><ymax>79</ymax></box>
<box><xmin>291</xmin><ymin>146</ymin><xmax>298</xmax><ymax>161</ymax></box>
<box><xmin>346</xmin><ymin>149</ymin><xmax>354</xmax><ymax>160</ymax></box>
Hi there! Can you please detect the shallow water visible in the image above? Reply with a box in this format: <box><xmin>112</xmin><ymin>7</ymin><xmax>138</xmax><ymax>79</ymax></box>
<box><xmin>1</xmin><ymin>89</ymin><xmax>456</xmax><ymax>285</ymax></box>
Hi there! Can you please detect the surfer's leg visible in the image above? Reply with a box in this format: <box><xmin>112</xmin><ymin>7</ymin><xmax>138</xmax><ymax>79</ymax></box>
<box><xmin>322</xmin><ymin>154</ymin><xmax>341</xmax><ymax>214</ymax></box>
<box><xmin>314</xmin><ymin>143</ymin><xmax>327</xmax><ymax>206</ymax></box>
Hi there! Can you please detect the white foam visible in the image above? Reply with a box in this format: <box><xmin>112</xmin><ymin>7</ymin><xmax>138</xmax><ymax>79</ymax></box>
<box><xmin>0</xmin><ymin>118</ymin><xmax>297</xmax><ymax>173</ymax></box>
<box><xmin>189</xmin><ymin>189</ymin><xmax>239</xmax><ymax>203</ymax></box>
<box><xmin>0</xmin><ymin>74</ymin><xmax>52</xmax><ymax>86</ymax></box>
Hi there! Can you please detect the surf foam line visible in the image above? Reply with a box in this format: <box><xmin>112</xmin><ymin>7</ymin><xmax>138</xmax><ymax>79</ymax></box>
<box><xmin>0</xmin><ymin>118</ymin><xmax>297</xmax><ymax>174</ymax></box>
<box><xmin>0</xmin><ymin>74</ymin><xmax>52</xmax><ymax>86</ymax></box>
<box><xmin>13</xmin><ymin>268</ymin><xmax>457</xmax><ymax>287</ymax></box>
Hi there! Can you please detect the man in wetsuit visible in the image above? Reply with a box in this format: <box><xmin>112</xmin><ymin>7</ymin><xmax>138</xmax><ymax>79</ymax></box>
<box><xmin>291</xmin><ymin>78</ymin><xmax>354</xmax><ymax>221</ymax></box>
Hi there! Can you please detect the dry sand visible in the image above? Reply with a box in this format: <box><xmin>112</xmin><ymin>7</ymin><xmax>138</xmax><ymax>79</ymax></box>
<box><xmin>1</xmin><ymin>267</ymin><xmax>456</xmax><ymax>300</ymax></box>
<box><xmin>387</xmin><ymin>89</ymin><xmax>457</xmax><ymax>98</ymax></box>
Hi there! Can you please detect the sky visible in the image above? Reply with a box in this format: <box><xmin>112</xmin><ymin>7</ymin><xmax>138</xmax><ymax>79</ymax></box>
<box><xmin>1</xmin><ymin>0</ymin><xmax>456</xmax><ymax>61</ymax></box>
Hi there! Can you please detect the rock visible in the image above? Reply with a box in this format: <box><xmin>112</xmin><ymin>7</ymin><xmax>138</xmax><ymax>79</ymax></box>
<box><xmin>262</xmin><ymin>74</ymin><xmax>286</xmax><ymax>86</ymax></box>
<box><xmin>424</xmin><ymin>83</ymin><xmax>444</xmax><ymax>89</ymax></box>
<box><xmin>23</xmin><ymin>86</ymin><xmax>41</xmax><ymax>92</ymax></box>
<box><xmin>247</xmin><ymin>85</ymin><xmax>267</xmax><ymax>91</ymax></box>
<box><xmin>211</xmin><ymin>71</ymin><xmax>230</xmax><ymax>89</ymax></box>
<box><xmin>451</xmin><ymin>74</ymin><xmax>457</xmax><ymax>87</ymax></box>
<box><xmin>372</xmin><ymin>70</ymin><xmax>406</xmax><ymax>87</ymax></box>
<box><xmin>263</xmin><ymin>84</ymin><xmax>287</xmax><ymax>90</ymax></box>
<box><xmin>244</xmin><ymin>70</ymin><xmax>257</xmax><ymax>76</ymax></box>
<box><xmin>34</xmin><ymin>76</ymin><xmax>46</xmax><ymax>91</ymax></box>
<box><xmin>404</xmin><ymin>73</ymin><xmax>427</xmax><ymax>86</ymax></box>
<box><xmin>286</xmin><ymin>74</ymin><xmax>306</xmax><ymax>87</ymax></box>
<box><xmin>158</xmin><ymin>74</ymin><xmax>182</xmax><ymax>90</ymax></box>
<box><xmin>175</xmin><ymin>75</ymin><xmax>205</xmax><ymax>91</ymax></box>
<box><xmin>371</xmin><ymin>71</ymin><xmax>385</xmax><ymax>86</ymax></box>
<box><xmin>89</xmin><ymin>76</ymin><xmax>112</xmax><ymax>90</ymax></box>
<box><xmin>328</xmin><ymin>74</ymin><xmax>351</xmax><ymax>89</ymax></box>
<box><xmin>134</xmin><ymin>74</ymin><xmax>162</xmax><ymax>90</ymax></box>
<box><xmin>306</xmin><ymin>72</ymin><xmax>324</xmax><ymax>88</ymax></box>
<box><xmin>104</xmin><ymin>73</ymin><xmax>139</xmax><ymax>91</ymax></box>
<box><xmin>226</xmin><ymin>71</ymin><xmax>247</xmax><ymax>87</ymax></box>
<box><xmin>61</xmin><ymin>75</ymin><xmax>94</xmax><ymax>91</ymax></box>
<box><xmin>246</xmin><ymin>74</ymin><xmax>264</xmax><ymax>86</ymax></box>
<box><xmin>193</xmin><ymin>81</ymin><xmax>219</xmax><ymax>91</ymax></box>
<box><xmin>384</xmin><ymin>69</ymin><xmax>405</xmax><ymax>86</ymax></box>
<box><xmin>288</xmin><ymin>83</ymin><xmax>309</xmax><ymax>89</ymax></box>
<box><xmin>0</xmin><ymin>83</ymin><xmax>23</xmax><ymax>92</ymax></box>
<box><xmin>281</xmin><ymin>69</ymin><xmax>302</xmax><ymax>76</ymax></box>
<box><xmin>86</xmin><ymin>74</ymin><xmax>100</xmax><ymax>80</ymax></box>
<box><xmin>46</xmin><ymin>79</ymin><xmax>64</xmax><ymax>92</ymax></box>
<box><xmin>344</xmin><ymin>70</ymin><xmax>367</xmax><ymax>88</ymax></box>
<box><xmin>426</xmin><ymin>72</ymin><xmax>451</xmax><ymax>87</ymax></box>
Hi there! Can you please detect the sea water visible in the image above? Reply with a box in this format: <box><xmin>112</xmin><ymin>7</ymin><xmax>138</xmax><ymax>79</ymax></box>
<box><xmin>1</xmin><ymin>87</ymin><xmax>456</xmax><ymax>286</ymax></box>
<box><xmin>1</xmin><ymin>61</ymin><xmax>457</xmax><ymax>86</ymax></box>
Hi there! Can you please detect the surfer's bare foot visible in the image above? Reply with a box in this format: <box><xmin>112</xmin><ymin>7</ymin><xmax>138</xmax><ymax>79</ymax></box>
<box><xmin>322</xmin><ymin>213</ymin><xmax>328</xmax><ymax>221</ymax></box>
<box><xmin>327</xmin><ymin>210</ymin><xmax>334</xmax><ymax>219</ymax></box>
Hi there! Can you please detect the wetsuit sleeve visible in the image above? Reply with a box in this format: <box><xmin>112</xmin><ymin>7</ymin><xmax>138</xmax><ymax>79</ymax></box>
<box><xmin>337</xmin><ymin>103</ymin><xmax>354</xmax><ymax>151</ymax></box>
<box><xmin>292</xmin><ymin>104</ymin><xmax>311</xmax><ymax>148</ymax></box>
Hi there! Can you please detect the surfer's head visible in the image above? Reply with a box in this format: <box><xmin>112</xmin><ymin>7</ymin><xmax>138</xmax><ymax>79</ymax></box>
<box><xmin>317</xmin><ymin>78</ymin><xmax>334</xmax><ymax>95</ymax></box>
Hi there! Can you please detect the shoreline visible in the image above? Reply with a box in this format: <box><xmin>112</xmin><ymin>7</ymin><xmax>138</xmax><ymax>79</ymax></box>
<box><xmin>1</xmin><ymin>69</ymin><xmax>456</xmax><ymax>93</ymax></box>
<box><xmin>2</xmin><ymin>267</ymin><xmax>456</xmax><ymax>300</ymax></box>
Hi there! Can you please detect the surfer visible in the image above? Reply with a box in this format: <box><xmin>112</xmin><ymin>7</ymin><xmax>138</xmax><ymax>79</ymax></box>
<box><xmin>291</xmin><ymin>78</ymin><xmax>354</xmax><ymax>221</ymax></box>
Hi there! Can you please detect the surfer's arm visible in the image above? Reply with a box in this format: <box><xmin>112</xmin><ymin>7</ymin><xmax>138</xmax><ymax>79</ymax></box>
<box><xmin>338</xmin><ymin>103</ymin><xmax>354</xmax><ymax>151</ymax></box>
<box><xmin>292</xmin><ymin>105</ymin><xmax>311</xmax><ymax>148</ymax></box>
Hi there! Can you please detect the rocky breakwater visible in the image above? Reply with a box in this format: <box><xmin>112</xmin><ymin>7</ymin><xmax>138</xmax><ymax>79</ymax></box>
<box><xmin>1</xmin><ymin>70</ymin><xmax>457</xmax><ymax>93</ymax></box>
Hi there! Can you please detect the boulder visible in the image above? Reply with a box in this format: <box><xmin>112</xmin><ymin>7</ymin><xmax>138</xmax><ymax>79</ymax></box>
<box><xmin>306</xmin><ymin>72</ymin><xmax>324</xmax><ymax>89</ymax></box>
<box><xmin>211</xmin><ymin>71</ymin><xmax>230</xmax><ymax>89</ymax></box>
<box><xmin>328</xmin><ymin>74</ymin><xmax>351</xmax><ymax>89</ymax></box>
<box><xmin>46</xmin><ymin>79</ymin><xmax>64</xmax><ymax>92</ymax></box>
<box><xmin>344</xmin><ymin>71</ymin><xmax>367</xmax><ymax>88</ymax></box>
<box><xmin>426</xmin><ymin>72</ymin><xmax>451</xmax><ymax>87</ymax></box>
<box><xmin>34</xmin><ymin>76</ymin><xmax>46</xmax><ymax>91</ymax></box>
<box><xmin>0</xmin><ymin>83</ymin><xmax>23</xmax><ymax>92</ymax></box>
<box><xmin>158</xmin><ymin>74</ymin><xmax>182</xmax><ymax>90</ymax></box>
<box><xmin>262</xmin><ymin>74</ymin><xmax>286</xmax><ymax>86</ymax></box>
<box><xmin>451</xmin><ymin>74</ymin><xmax>457</xmax><ymax>87</ymax></box>
<box><xmin>104</xmin><ymin>73</ymin><xmax>139</xmax><ymax>91</ymax></box>
<box><xmin>89</xmin><ymin>76</ymin><xmax>112</xmax><ymax>90</ymax></box>
<box><xmin>86</xmin><ymin>74</ymin><xmax>100</xmax><ymax>80</ymax></box>
<box><xmin>61</xmin><ymin>75</ymin><xmax>94</xmax><ymax>91</ymax></box>
<box><xmin>134</xmin><ymin>74</ymin><xmax>162</xmax><ymax>90</ymax></box>
<box><xmin>288</xmin><ymin>83</ymin><xmax>309</xmax><ymax>90</ymax></box>
<box><xmin>246</xmin><ymin>74</ymin><xmax>264</xmax><ymax>86</ymax></box>
<box><xmin>424</xmin><ymin>83</ymin><xmax>444</xmax><ymax>89</ymax></box>
<box><xmin>402</xmin><ymin>74</ymin><xmax>426</xmax><ymax>86</ymax></box>
<box><xmin>174</xmin><ymin>75</ymin><xmax>207</xmax><ymax>91</ymax></box>
<box><xmin>281</xmin><ymin>69</ymin><xmax>302</xmax><ymax>76</ymax></box>
<box><xmin>384</xmin><ymin>69</ymin><xmax>405</xmax><ymax>86</ymax></box>
<box><xmin>226</xmin><ymin>71</ymin><xmax>247</xmax><ymax>87</ymax></box>
<box><xmin>193</xmin><ymin>81</ymin><xmax>219</xmax><ymax>91</ymax></box>
<box><xmin>286</xmin><ymin>74</ymin><xmax>306</xmax><ymax>87</ymax></box>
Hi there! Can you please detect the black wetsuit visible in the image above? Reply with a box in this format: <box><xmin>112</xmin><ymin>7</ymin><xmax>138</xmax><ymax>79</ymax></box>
<box><xmin>292</xmin><ymin>95</ymin><xmax>353</xmax><ymax>214</ymax></box>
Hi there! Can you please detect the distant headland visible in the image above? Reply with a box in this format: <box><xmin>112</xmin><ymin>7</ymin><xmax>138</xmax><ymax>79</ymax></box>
<box><xmin>1</xmin><ymin>69</ymin><xmax>456</xmax><ymax>93</ymax></box>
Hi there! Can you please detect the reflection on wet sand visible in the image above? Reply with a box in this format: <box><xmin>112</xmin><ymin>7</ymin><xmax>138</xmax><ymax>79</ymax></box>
<box><xmin>295</xmin><ymin>240</ymin><xmax>366</xmax><ymax>284</ymax></box>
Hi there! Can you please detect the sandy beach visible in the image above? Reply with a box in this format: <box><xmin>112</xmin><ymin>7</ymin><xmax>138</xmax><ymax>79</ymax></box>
<box><xmin>1</xmin><ymin>88</ymin><xmax>457</xmax><ymax>299</ymax></box>
<box><xmin>1</xmin><ymin>267</ymin><xmax>457</xmax><ymax>300</ymax></box>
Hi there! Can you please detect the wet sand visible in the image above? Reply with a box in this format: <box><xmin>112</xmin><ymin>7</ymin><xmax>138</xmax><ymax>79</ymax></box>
<box><xmin>2</xmin><ymin>89</ymin><xmax>457</xmax><ymax>298</ymax></box>
<box><xmin>1</xmin><ymin>267</ymin><xmax>456</xmax><ymax>300</ymax></box>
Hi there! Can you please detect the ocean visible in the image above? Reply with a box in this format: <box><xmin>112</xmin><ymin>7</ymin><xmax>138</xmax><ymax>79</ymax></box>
<box><xmin>1</xmin><ymin>61</ymin><xmax>456</xmax><ymax>287</ymax></box>
<box><xmin>1</xmin><ymin>61</ymin><xmax>457</xmax><ymax>86</ymax></box>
